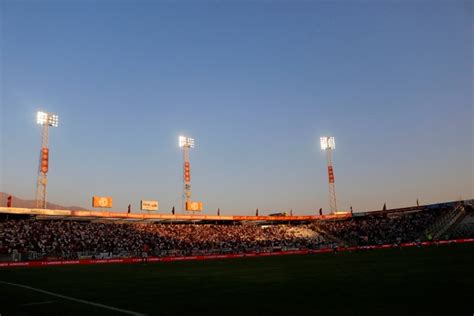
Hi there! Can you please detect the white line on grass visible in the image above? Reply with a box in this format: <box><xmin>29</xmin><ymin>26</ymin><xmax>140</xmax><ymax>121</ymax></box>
<box><xmin>0</xmin><ymin>281</ymin><xmax>146</xmax><ymax>316</ymax></box>
<box><xmin>22</xmin><ymin>300</ymin><xmax>56</xmax><ymax>306</ymax></box>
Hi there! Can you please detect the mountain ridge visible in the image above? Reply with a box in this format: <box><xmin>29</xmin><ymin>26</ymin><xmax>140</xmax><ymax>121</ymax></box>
<box><xmin>0</xmin><ymin>192</ymin><xmax>88</xmax><ymax>211</ymax></box>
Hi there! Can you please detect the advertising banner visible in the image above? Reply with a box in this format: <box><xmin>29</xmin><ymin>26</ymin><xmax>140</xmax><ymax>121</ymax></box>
<box><xmin>141</xmin><ymin>200</ymin><xmax>159</xmax><ymax>211</ymax></box>
<box><xmin>92</xmin><ymin>196</ymin><xmax>113</xmax><ymax>208</ymax></box>
<box><xmin>328</xmin><ymin>166</ymin><xmax>335</xmax><ymax>183</ymax></box>
<box><xmin>184</xmin><ymin>162</ymin><xmax>191</xmax><ymax>182</ymax></box>
<box><xmin>186</xmin><ymin>201</ymin><xmax>203</xmax><ymax>212</ymax></box>
<box><xmin>41</xmin><ymin>148</ymin><xmax>49</xmax><ymax>173</ymax></box>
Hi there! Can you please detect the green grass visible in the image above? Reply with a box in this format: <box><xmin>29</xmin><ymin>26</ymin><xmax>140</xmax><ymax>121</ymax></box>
<box><xmin>0</xmin><ymin>244</ymin><xmax>473</xmax><ymax>316</ymax></box>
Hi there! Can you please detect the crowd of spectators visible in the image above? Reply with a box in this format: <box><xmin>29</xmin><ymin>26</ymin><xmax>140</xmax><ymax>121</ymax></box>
<box><xmin>314</xmin><ymin>207</ymin><xmax>449</xmax><ymax>246</ymax></box>
<box><xmin>0</xmin><ymin>204</ymin><xmax>470</xmax><ymax>261</ymax></box>
<box><xmin>0</xmin><ymin>219</ymin><xmax>326</xmax><ymax>260</ymax></box>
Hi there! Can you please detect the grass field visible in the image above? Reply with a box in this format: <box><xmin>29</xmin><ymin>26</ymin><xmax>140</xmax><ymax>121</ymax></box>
<box><xmin>0</xmin><ymin>244</ymin><xmax>473</xmax><ymax>316</ymax></box>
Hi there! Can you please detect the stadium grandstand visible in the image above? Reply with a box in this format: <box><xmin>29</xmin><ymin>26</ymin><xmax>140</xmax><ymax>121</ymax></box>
<box><xmin>0</xmin><ymin>199</ymin><xmax>472</xmax><ymax>264</ymax></box>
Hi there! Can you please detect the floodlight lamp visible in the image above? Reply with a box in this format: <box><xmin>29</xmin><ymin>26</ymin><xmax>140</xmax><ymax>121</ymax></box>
<box><xmin>320</xmin><ymin>136</ymin><xmax>335</xmax><ymax>150</ymax></box>
<box><xmin>328</xmin><ymin>137</ymin><xmax>335</xmax><ymax>149</ymax></box>
<box><xmin>37</xmin><ymin>112</ymin><xmax>48</xmax><ymax>125</ymax></box>
<box><xmin>179</xmin><ymin>136</ymin><xmax>195</xmax><ymax>148</ymax></box>
<box><xmin>320</xmin><ymin>137</ymin><xmax>328</xmax><ymax>150</ymax></box>
<box><xmin>179</xmin><ymin>136</ymin><xmax>186</xmax><ymax>147</ymax></box>
<box><xmin>49</xmin><ymin>114</ymin><xmax>59</xmax><ymax>127</ymax></box>
<box><xmin>37</xmin><ymin>111</ymin><xmax>59</xmax><ymax>127</ymax></box>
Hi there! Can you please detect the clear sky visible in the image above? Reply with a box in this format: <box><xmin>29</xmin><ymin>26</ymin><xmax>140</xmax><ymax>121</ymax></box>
<box><xmin>0</xmin><ymin>0</ymin><xmax>472</xmax><ymax>214</ymax></box>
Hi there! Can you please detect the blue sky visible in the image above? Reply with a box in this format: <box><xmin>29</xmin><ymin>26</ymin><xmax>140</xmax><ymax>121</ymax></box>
<box><xmin>0</xmin><ymin>1</ymin><xmax>472</xmax><ymax>214</ymax></box>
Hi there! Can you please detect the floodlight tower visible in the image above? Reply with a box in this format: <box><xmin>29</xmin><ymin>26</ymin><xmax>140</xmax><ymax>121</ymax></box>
<box><xmin>179</xmin><ymin>136</ymin><xmax>195</xmax><ymax>210</ymax></box>
<box><xmin>35</xmin><ymin>111</ymin><xmax>59</xmax><ymax>209</ymax></box>
<box><xmin>320</xmin><ymin>136</ymin><xmax>337</xmax><ymax>213</ymax></box>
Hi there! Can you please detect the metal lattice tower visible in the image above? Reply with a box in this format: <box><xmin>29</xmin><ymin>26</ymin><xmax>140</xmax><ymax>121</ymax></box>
<box><xmin>179</xmin><ymin>136</ymin><xmax>195</xmax><ymax>211</ymax></box>
<box><xmin>320</xmin><ymin>136</ymin><xmax>337</xmax><ymax>213</ymax></box>
<box><xmin>35</xmin><ymin>111</ymin><xmax>58</xmax><ymax>209</ymax></box>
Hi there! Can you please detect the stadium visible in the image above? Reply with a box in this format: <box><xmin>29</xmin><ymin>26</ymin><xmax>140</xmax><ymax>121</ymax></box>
<box><xmin>1</xmin><ymin>106</ymin><xmax>473</xmax><ymax>316</ymax></box>
<box><xmin>1</xmin><ymin>199</ymin><xmax>473</xmax><ymax>315</ymax></box>
<box><xmin>1</xmin><ymin>1</ymin><xmax>473</xmax><ymax>316</ymax></box>
<box><xmin>1</xmin><ymin>200</ymin><xmax>474</xmax><ymax>264</ymax></box>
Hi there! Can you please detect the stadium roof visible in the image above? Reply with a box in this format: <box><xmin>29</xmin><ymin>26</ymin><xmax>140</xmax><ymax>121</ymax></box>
<box><xmin>0</xmin><ymin>207</ymin><xmax>349</xmax><ymax>223</ymax></box>
<box><xmin>1</xmin><ymin>200</ymin><xmax>470</xmax><ymax>224</ymax></box>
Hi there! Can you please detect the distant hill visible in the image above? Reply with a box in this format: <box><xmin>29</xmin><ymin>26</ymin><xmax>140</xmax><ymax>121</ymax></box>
<box><xmin>0</xmin><ymin>192</ymin><xmax>88</xmax><ymax>211</ymax></box>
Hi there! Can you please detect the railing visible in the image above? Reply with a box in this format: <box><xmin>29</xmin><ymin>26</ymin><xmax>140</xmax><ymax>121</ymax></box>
<box><xmin>0</xmin><ymin>253</ymin><xmax>14</xmax><ymax>262</ymax></box>
<box><xmin>424</xmin><ymin>204</ymin><xmax>466</xmax><ymax>240</ymax></box>
<box><xmin>4</xmin><ymin>244</ymin><xmax>332</xmax><ymax>262</ymax></box>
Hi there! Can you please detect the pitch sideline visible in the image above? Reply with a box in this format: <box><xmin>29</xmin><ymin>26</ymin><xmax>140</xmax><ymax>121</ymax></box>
<box><xmin>0</xmin><ymin>281</ymin><xmax>146</xmax><ymax>316</ymax></box>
